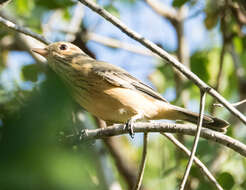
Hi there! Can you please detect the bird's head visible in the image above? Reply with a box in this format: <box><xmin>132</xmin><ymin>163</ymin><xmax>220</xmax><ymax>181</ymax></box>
<box><xmin>32</xmin><ymin>42</ymin><xmax>84</xmax><ymax>61</ymax></box>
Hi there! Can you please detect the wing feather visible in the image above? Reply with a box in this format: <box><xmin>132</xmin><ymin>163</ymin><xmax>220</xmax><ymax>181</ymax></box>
<box><xmin>92</xmin><ymin>61</ymin><xmax>168</xmax><ymax>103</ymax></box>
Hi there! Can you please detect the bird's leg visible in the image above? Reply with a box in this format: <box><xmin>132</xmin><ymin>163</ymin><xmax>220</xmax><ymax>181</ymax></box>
<box><xmin>125</xmin><ymin>113</ymin><xmax>144</xmax><ymax>138</ymax></box>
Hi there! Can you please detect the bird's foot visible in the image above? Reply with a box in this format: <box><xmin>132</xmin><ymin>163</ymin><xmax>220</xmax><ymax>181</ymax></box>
<box><xmin>124</xmin><ymin>119</ymin><xmax>135</xmax><ymax>139</ymax></box>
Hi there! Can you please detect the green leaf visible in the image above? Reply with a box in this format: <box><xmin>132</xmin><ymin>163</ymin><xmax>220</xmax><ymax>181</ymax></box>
<box><xmin>172</xmin><ymin>0</ymin><xmax>189</xmax><ymax>7</ymax></box>
<box><xmin>62</xmin><ymin>8</ymin><xmax>72</xmax><ymax>21</ymax></box>
<box><xmin>35</xmin><ymin>0</ymin><xmax>75</xmax><ymax>9</ymax></box>
<box><xmin>233</xmin><ymin>37</ymin><xmax>243</xmax><ymax>54</ymax></box>
<box><xmin>204</xmin><ymin>0</ymin><xmax>220</xmax><ymax>30</ymax></box>
<box><xmin>217</xmin><ymin>172</ymin><xmax>235</xmax><ymax>189</ymax></box>
<box><xmin>204</xmin><ymin>13</ymin><xmax>219</xmax><ymax>29</ymax></box>
<box><xmin>15</xmin><ymin>0</ymin><xmax>34</xmax><ymax>16</ymax></box>
<box><xmin>190</xmin><ymin>51</ymin><xmax>209</xmax><ymax>83</ymax></box>
<box><xmin>21</xmin><ymin>64</ymin><xmax>42</xmax><ymax>82</ymax></box>
<box><xmin>241</xmin><ymin>180</ymin><xmax>246</xmax><ymax>189</ymax></box>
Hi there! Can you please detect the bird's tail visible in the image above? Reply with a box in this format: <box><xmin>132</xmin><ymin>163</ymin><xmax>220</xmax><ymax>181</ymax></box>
<box><xmin>167</xmin><ymin>105</ymin><xmax>229</xmax><ymax>132</ymax></box>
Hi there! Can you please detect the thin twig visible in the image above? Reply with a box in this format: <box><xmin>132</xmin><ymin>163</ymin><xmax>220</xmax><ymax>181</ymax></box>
<box><xmin>134</xmin><ymin>133</ymin><xmax>148</xmax><ymax>190</ymax></box>
<box><xmin>77</xmin><ymin>0</ymin><xmax>246</xmax><ymax>126</ymax></box>
<box><xmin>79</xmin><ymin>122</ymin><xmax>246</xmax><ymax>157</ymax></box>
<box><xmin>0</xmin><ymin>16</ymin><xmax>50</xmax><ymax>45</ymax></box>
<box><xmin>162</xmin><ymin>133</ymin><xmax>223</xmax><ymax>190</ymax></box>
<box><xmin>213</xmin><ymin>99</ymin><xmax>246</xmax><ymax>108</ymax></box>
<box><xmin>180</xmin><ymin>90</ymin><xmax>206</xmax><ymax>189</ymax></box>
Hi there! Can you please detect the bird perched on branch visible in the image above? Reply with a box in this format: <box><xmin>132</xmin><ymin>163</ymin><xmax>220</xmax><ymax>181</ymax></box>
<box><xmin>32</xmin><ymin>42</ymin><xmax>229</xmax><ymax>137</ymax></box>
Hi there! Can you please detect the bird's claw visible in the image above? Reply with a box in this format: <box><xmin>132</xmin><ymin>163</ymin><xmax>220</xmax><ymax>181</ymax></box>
<box><xmin>79</xmin><ymin>129</ymin><xmax>88</xmax><ymax>140</ymax></box>
<box><xmin>125</xmin><ymin>119</ymin><xmax>135</xmax><ymax>139</ymax></box>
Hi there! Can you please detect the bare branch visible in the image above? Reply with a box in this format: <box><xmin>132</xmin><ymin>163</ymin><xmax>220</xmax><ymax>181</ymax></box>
<box><xmin>0</xmin><ymin>16</ymin><xmax>50</xmax><ymax>45</ymax></box>
<box><xmin>79</xmin><ymin>122</ymin><xmax>246</xmax><ymax>157</ymax></box>
<box><xmin>78</xmin><ymin>0</ymin><xmax>246</xmax><ymax>126</ymax></box>
<box><xmin>65</xmin><ymin>3</ymin><xmax>84</xmax><ymax>41</ymax></box>
<box><xmin>134</xmin><ymin>133</ymin><xmax>148</xmax><ymax>190</ymax></box>
<box><xmin>180</xmin><ymin>91</ymin><xmax>206</xmax><ymax>190</ymax></box>
<box><xmin>162</xmin><ymin>133</ymin><xmax>223</xmax><ymax>190</ymax></box>
<box><xmin>86</xmin><ymin>33</ymin><xmax>155</xmax><ymax>57</ymax></box>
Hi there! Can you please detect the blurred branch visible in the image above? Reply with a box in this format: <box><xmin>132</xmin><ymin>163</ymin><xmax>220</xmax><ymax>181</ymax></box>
<box><xmin>180</xmin><ymin>91</ymin><xmax>206</xmax><ymax>190</ymax></box>
<box><xmin>215</xmin><ymin>43</ymin><xmax>226</xmax><ymax>93</ymax></box>
<box><xmin>65</xmin><ymin>3</ymin><xmax>84</xmax><ymax>41</ymax></box>
<box><xmin>144</xmin><ymin>0</ymin><xmax>178</xmax><ymax>23</ymax></box>
<box><xmin>95</xmin><ymin>119</ymin><xmax>139</xmax><ymax>190</ymax></box>
<box><xmin>0</xmin><ymin>16</ymin><xmax>50</xmax><ymax>45</ymax></box>
<box><xmin>210</xmin><ymin>36</ymin><xmax>226</xmax><ymax>114</ymax></box>
<box><xmin>86</xmin><ymin>33</ymin><xmax>155</xmax><ymax>57</ymax></box>
<box><xmin>133</xmin><ymin>133</ymin><xmax>148</xmax><ymax>190</ymax></box>
<box><xmin>229</xmin><ymin>1</ymin><xmax>246</xmax><ymax>25</ymax></box>
<box><xmin>79</xmin><ymin>122</ymin><xmax>246</xmax><ymax>157</ymax></box>
<box><xmin>81</xmin><ymin>117</ymin><xmax>122</xmax><ymax>190</ymax></box>
<box><xmin>162</xmin><ymin>133</ymin><xmax>223</xmax><ymax>190</ymax></box>
<box><xmin>0</xmin><ymin>0</ymin><xmax>11</xmax><ymax>8</ymax></box>
<box><xmin>77</xmin><ymin>0</ymin><xmax>246</xmax><ymax>125</ymax></box>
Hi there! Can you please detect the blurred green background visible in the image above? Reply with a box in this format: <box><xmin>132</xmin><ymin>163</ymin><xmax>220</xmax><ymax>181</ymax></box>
<box><xmin>1</xmin><ymin>0</ymin><xmax>246</xmax><ymax>189</ymax></box>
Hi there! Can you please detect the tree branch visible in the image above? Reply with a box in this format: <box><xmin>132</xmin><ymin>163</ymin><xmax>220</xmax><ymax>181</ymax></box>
<box><xmin>86</xmin><ymin>32</ymin><xmax>155</xmax><ymax>57</ymax></box>
<box><xmin>162</xmin><ymin>133</ymin><xmax>223</xmax><ymax>190</ymax></box>
<box><xmin>79</xmin><ymin>122</ymin><xmax>246</xmax><ymax>157</ymax></box>
<box><xmin>0</xmin><ymin>16</ymin><xmax>50</xmax><ymax>45</ymax></box>
<box><xmin>134</xmin><ymin>133</ymin><xmax>148</xmax><ymax>190</ymax></box>
<box><xmin>180</xmin><ymin>90</ymin><xmax>206</xmax><ymax>190</ymax></box>
<box><xmin>213</xmin><ymin>99</ymin><xmax>246</xmax><ymax>108</ymax></box>
<box><xmin>77</xmin><ymin>0</ymin><xmax>246</xmax><ymax>126</ymax></box>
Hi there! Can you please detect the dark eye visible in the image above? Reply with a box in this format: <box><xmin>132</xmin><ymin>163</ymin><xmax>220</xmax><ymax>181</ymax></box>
<box><xmin>59</xmin><ymin>44</ymin><xmax>68</xmax><ymax>50</ymax></box>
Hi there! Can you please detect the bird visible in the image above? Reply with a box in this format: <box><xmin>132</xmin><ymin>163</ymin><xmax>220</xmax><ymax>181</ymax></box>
<box><xmin>32</xmin><ymin>42</ymin><xmax>229</xmax><ymax>137</ymax></box>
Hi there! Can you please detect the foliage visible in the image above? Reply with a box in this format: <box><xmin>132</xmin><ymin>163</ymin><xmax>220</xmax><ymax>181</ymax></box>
<box><xmin>0</xmin><ymin>0</ymin><xmax>246</xmax><ymax>189</ymax></box>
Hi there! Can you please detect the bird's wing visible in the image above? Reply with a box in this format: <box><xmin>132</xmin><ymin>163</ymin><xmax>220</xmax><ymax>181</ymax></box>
<box><xmin>92</xmin><ymin>61</ymin><xmax>169</xmax><ymax>103</ymax></box>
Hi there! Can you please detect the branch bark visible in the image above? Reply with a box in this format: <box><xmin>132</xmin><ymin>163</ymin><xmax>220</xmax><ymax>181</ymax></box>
<box><xmin>0</xmin><ymin>16</ymin><xmax>50</xmax><ymax>45</ymax></box>
<box><xmin>79</xmin><ymin>122</ymin><xmax>246</xmax><ymax>157</ymax></box>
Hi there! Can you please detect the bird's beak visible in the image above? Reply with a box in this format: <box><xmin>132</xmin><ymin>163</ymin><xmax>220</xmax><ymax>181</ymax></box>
<box><xmin>31</xmin><ymin>48</ymin><xmax>48</xmax><ymax>57</ymax></box>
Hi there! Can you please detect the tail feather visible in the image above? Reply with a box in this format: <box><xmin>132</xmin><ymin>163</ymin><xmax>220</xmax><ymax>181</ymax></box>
<box><xmin>171</xmin><ymin>106</ymin><xmax>229</xmax><ymax>133</ymax></box>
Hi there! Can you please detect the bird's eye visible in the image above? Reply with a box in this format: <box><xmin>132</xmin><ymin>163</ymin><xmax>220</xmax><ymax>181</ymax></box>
<box><xmin>59</xmin><ymin>44</ymin><xmax>68</xmax><ymax>51</ymax></box>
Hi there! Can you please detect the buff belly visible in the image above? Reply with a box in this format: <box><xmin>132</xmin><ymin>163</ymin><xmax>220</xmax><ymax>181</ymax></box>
<box><xmin>73</xmin><ymin>86</ymin><xmax>175</xmax><ymax>124</ymax></box>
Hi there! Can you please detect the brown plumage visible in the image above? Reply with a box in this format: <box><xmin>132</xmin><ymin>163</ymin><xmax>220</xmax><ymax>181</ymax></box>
<box><xmin>32</xmin><ymin>42</ymin><xmax>229</xmax><ymax>135</ymax></box>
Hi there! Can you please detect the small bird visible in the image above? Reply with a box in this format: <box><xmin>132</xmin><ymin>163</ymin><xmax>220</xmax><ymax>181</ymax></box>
<box><xmin>32</xmin><ymin>42</ymin><xmax>229</xmax><ymax>137</ymax></box>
